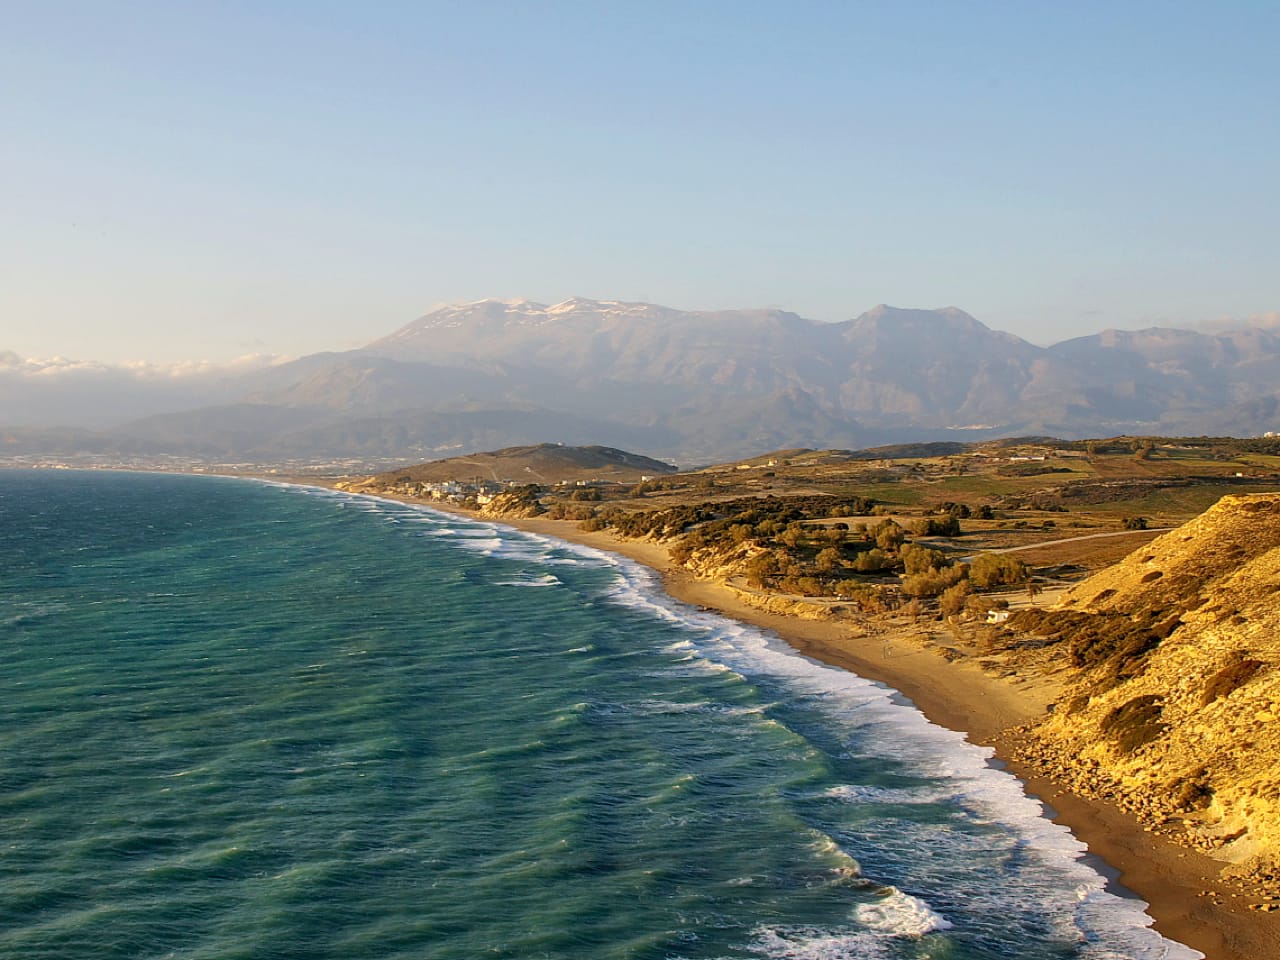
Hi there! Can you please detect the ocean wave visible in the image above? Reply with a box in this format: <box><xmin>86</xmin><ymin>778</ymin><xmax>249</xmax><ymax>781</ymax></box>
<box><xmin>267</xmin><ymin>481</ymin><xmax>621</xmax><ymax>573</ymax></box>
<box><xmin>821</xmin><ymin>783</ymin><xmax>962</xmax><ymax>806</ymax></box>
<box><xmin>447</xmin><ymin>535</ymin><xmax>505</xmax><ymax>556</ymax></box>
<box><xmin>270</xmin><ymin>479</ymin><xmax>1203</xmax><ymax>959</ymax></box>
<box><xmin>854</xmin><ymin>886</ymin><xmax>953</xmax><ymax>937</ymax></box>
<box><xmin>626</xmin><ymin>697</ymin><xmax>769</xmax><ymax>720</ymax></box>
<box><xmin>493</xmin><ymin>573</ymin><xmax>562</xmax><ymax>588</ymax></box>
<box><xmin>749</xmin><ymin>925</ymin><xmax>891</xmax><ymax>959</ymax></box>
<box><xmin>584</xmin><ymin>542</ymin><xmax>1203</xmax><ymax>958</ymax></box>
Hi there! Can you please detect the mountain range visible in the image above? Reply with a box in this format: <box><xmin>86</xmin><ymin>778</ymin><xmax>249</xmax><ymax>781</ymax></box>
<box><xmin>5</xmin><ymin>299</ymin><xmax>1280</xmax><ymax>465</ymax></box>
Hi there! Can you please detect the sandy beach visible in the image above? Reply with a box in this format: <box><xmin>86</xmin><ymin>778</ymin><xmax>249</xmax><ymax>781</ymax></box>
<box><xmin>307</xmin><ymin>483</ymin><xmax>1279</xmax><ymax>959</ymax></box>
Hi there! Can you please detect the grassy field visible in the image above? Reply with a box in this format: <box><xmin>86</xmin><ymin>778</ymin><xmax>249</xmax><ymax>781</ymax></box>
<box><xmin>536</xmin><ymin>437</ymin><xmax>1280</xmax><ymax>584</ymax></box>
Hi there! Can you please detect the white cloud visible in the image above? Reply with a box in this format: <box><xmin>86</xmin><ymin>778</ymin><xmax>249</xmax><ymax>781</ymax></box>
<box><xmin>0</xmin><ymin>353</ymin><xmax>289</xmax><ymax>380</ymax></box>
<box><xmin>1196</xmin><ymin>311</ymin><xmax>1280</xmax><ymax>334</ymax></box>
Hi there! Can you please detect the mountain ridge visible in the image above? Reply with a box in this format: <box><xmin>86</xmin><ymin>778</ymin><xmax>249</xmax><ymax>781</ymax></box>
<box><xmin>5</xmin><ymin>298</ymin><xmax>1280</xmax><ymax>464</ymax></box>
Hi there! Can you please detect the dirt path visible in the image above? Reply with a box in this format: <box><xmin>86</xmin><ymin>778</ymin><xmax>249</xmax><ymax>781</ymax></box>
<box><xmin>975</xmin><ymin>527</ymin><xmax>1174</xmax><ymax>556</ymax></box>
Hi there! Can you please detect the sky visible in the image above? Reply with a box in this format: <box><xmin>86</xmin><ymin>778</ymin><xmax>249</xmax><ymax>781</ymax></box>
<box><xmin>2</xmin><ymin>1</ymin><xmax>1277</xmax><ymax>364</ymax></box>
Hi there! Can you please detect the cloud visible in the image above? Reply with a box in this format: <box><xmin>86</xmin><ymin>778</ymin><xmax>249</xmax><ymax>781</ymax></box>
<box><xmin>0</xmin><ymin>353</ymin><xmax>289</xmax><ymax>381</ymax></box>
<box><xmin>0</xmin><ymin>350</ymin><xmax>288</xmax><ymax>429</ymax></box>
<box><xmin>1196</xmin><ymin>311</ymin><xmax>1280</xmax><ymax>334</ymax></box>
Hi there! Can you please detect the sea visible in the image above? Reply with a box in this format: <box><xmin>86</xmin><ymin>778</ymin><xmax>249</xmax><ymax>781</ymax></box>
<box><xmin>0</xmin><ymin>469</ymin><xmax>1201</xmax><ymax>960</ymax></box>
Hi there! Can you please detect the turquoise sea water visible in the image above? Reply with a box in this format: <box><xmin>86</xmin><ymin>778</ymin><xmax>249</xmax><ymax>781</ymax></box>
<box><xmin>0</xmin><ymin>470</ymin><xmax>1199</xmax><ymax>960</ymax></box>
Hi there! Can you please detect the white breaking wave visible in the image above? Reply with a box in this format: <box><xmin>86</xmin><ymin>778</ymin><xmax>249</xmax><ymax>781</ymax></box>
<box><xmin>493</xmin><ymin>573</ymin><xmax>561</xmax><ymax>588</ymax></box>
<box><xmin>822</xmin><ymin>783</ymin><xmax>964</xmax><ymax>806</ymax></box>
<box><xmin>854</xmin><ymin>887</ymin><xmax>953</xmax><ymax>936</ymax></box>
<box><xmin>578</xmin><ymin>537</ymin><xmax>1201</xmax><ymax>958</ymax></box>
<box><xmin>268</xmin><ymin>479</ymin><xmax>1203</xmax><ymax>960</ymax></box>
<box><xmin>749</xmin><ymin>925</ymin><xmax>892</xmax><ymax>959</ymax></box>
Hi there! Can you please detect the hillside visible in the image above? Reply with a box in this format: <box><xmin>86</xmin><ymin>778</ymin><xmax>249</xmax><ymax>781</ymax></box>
<box><xmin>366</xmin><ymin>444</ymin><xmax>676</xmax><ymax>486</ymax></box>
<box><xmin>7</xmin><ymin>298</ymin><xmax>1280</xmax><ymax>466</ymax></box>
<box><xmin>1006</xmin><ymin>495</ymin><xmax>1280</xmax><ymax>893</ymax></box>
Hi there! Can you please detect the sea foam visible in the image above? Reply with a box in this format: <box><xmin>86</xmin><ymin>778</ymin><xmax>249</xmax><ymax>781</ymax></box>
<box><xmin>749</xmin><ymin>925</ymin><xmax>892</xmax><ymax>959</ymax></box>
<box><xmin>854</xmin><ymin>887</ymin><xmax>953</xmax><ymax>936</ymax></box>
<box><xmin>563</xmin><ymin>528</ymin><xmax>1202</xmax><ymax>958</ymax></box>
<box><xmin>272</xmin><ymin>482</ymin><xmax>1203</xmax><ymax>960</ymax></box>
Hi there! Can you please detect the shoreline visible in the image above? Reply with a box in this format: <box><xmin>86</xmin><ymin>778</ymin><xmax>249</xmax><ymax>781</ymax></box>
<box><xmin>492</xmin><ymin>512</ymin><xmax>1268</xmax><ymax>960</ymax></box>
<box><xmin>297</xmin><ymin>481</ymin><xmax>1278</xmax><ymax>959</ymax></box>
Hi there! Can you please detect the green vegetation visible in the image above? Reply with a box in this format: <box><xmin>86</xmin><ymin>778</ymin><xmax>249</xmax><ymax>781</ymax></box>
<box><xmin>912</xmin><ymin>515</ymin><xmax>961</xmax><ymax>536</ymax></box>
<box><xmin>533</xmin><ymin>435</ymin><xmax>1277</xmax><ymax>617</ymax></box>
<box><xmin>1005</xmin><ymin>607</ymin><xmax>1178</xmax><ymax>692</ymax></box>
<box><xmin>569</xmin><ymin>485</ymin><xmax>1042</xmax><ymax>611</ymax></box>
<box><xmin>364</xmin><ymin>432</ymin><xmax>1280</xmax><ymax>625</ymax></box>
<box><xmin>968</xmin><ymin>553</ymin><xmax>1027</xmax><ymax>589</ymax></box>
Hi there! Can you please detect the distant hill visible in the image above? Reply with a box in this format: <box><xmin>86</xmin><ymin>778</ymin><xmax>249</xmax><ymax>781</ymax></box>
<box><xmin>5</xmin><ymin>298</ymin><xmax>1280</xmax><ymax>464</ymax></box>
<box><xmin>371</xmin><ymin>444</ymin><xmax>677</xmax><ymax>486</ymax></box>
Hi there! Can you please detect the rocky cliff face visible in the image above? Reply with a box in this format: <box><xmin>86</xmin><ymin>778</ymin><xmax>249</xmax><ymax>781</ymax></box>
<box><xmin>1016</xmin><ymin>495</ymin><xmax>1280</xmax><ymax>889</ymax></box>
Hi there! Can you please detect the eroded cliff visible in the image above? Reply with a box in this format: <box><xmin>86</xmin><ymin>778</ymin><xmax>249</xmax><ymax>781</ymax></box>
<box><xmin>1011</xmin><ymin>495</ymin><xmax>1280</xmax><ymax>892</ymax></box>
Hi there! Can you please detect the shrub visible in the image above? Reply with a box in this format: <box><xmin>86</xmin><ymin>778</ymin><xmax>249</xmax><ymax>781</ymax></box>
<box><xmin>938</xmin><ymin>581</ymin><xmax>971</xmax><ymax>617</ymax></box>
<box><xmin>902</xmin><ymin>572</ymin><xmax>945</xmax><ymax>598</ymax></box>
<box><xmin>815</xmin><ymin>546</ymin><xmax>844</xmax><ymax>573</ymax></box>
<box><xmin>745</xmin><ymin>553</ymin><xmax>781</xmax><ymax>587</ymax></box>
<box><xmin>969</xmin><ymin>553</ymin><xmax>1027</xmax><ymax>589</ymax></box>
<box><xmin>668</xmin><ymin>540</ymin><xmax>695</xmax><ymax>564</ymax></box>
<box><xmin>964</xmin><ymin>594</ymin><xmax>996</xmax><ymax>617</ymax></box>
<box><xmin>873</xmin><ymin>520</ymin><xmax>905</xmax><ymax>551</ymax></box>
<box><xmin>912</xmin><ymin>515</ymin><xmax>961</xmax><ymax>537</ymax></box>
<box><xmin>902</xmin><ymin>565</ymin><xmax>967</xmax><ymax>598</ymax></box>
<box><xmin>836</xmin><ymin>584</ymin><xmax>887</xmax><ymax>613</ymax></box>
<box><xmin>790</xmin><ymin>576</ymin><xmax>825</xmax><ymax>597</ymax></box>
<box><xmin>854</xmin><ymin>548</ymin><xmax>890</xmax><ymax>573</ymax></box>
<box><xmin>780</xmin><ymin>523</ymin><xmax>806</xmax><ymax>548</ymax></box>
<box><xmin>901</xmin><ymin>543</ymin><xmax>947</xmax><ymax>575</ymax></box>
<box><xmin>548</xmin><ymin>502</ymin><xmax>598</xmax><ymax>521</ymax></box>
<box><xmin>820</xmin><ymin>526</ymin><xmax>845</xmax><ymax>545</ymax></box>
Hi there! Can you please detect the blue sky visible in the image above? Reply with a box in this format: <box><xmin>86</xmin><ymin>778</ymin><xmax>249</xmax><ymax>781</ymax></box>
<box><xmin>3</xmin><ymin>1</ymin><xmax>1277</xmax><ymax>363</ymax></box>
